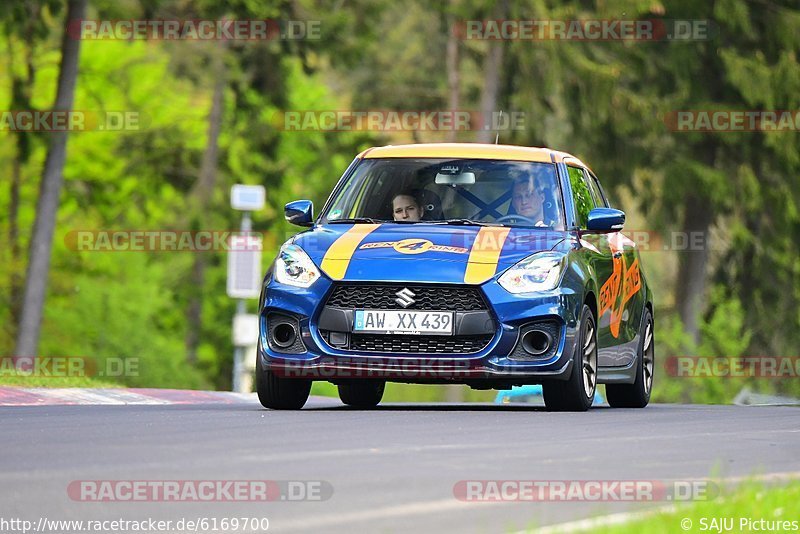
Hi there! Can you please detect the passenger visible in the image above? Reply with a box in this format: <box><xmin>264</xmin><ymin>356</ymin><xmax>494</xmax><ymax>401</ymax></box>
<box><xmin>392</xmin><ymin>192</ymin><xmax>422</xmax><ymax>221</ymax></box>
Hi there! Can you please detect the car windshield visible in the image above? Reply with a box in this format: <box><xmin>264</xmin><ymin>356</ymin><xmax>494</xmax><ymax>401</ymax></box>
<box><xmin>321</xmin><ymin>158</ymin><xmax>566</xmax><ymax>230</ymax></box>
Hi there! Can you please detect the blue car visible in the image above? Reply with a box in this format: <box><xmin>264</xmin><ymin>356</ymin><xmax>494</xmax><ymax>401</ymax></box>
<box><xmin>257</xmin><ymin>143</ymin><xmax>654</xmax><ymax>411</ymax></box>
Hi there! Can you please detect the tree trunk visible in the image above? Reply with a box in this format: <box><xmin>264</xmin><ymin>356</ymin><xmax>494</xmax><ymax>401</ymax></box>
<box><xmin>190</xmin><ymin>54</ymin><xmax>225</xmax><ymax>202</ymax></box>
<box><xmin>15</xmin><ymin>0</ymin><xmax>87</xmax><ymax>356</ymax></box>
<box><xmin>185</xmin><ymin>48</ymin><xmax>226</xmax><ymax>364</ymax></box>
<box><xmin>6</xmin><ymin>13</ymin><xmax>38</xmax><ymax>341</ymax></box>
<box><xmin>184</xmin><ymin>252</ymin><xmax>206</xmax><ymax>364</ymax></box>
<box><xmin>476</xmin><ymin>0</ymin><xmax>507</xmax><ymax>143</ymax></box>
<box><xmin>674</xmin><ymin>192</ymin><xmax>713</xmax><ymax>345</ymax></box>
<box><xmin>9</xmin><ymin>142</ymin><xmax>23</xmax><ymax>330</ymax></box>
<box><xmin>674</xmin><ymin>27</ymin><xmax>722</xmax><ymax>347</ymax></box>
<box><xmin>445</xmin><ymin>11</ymin><xmax>460</xmax><ymax>143</ymax></box>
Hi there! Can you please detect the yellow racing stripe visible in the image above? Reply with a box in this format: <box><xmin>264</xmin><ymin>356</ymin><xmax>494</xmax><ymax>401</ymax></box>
<box><xmin>320</xmin><ymin>224</ymin><xmax>381</xmax><ymax>280</ymax></box>
<box><xmin>464</xmin><ymin>227</ymin><xmax>511</xmax><ymax>284</ymax></box>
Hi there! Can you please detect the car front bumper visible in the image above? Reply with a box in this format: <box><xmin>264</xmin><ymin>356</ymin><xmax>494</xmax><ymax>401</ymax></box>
<box><xmin>259</xmin><ymin>277</ymin><xmax>585</xmax><ymax>384</ymax></box>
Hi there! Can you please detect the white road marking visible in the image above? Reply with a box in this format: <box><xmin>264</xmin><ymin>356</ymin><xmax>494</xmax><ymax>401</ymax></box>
<box><xmin>272</xmin><ymin>498</ymin><xmax>494</xmax><ymax>531</ymax></box>
<box><xmin>0</xmin><ymin>387</ymin><xmax>266</xmax><ymax>406</ymax></box>
<box><xmin>24</xmin><ymin>388</ymin><xmax>168</xmax><ymax>405</ymax></box>
<box><xmin>240</xmin><ymin>443</ymin><xmax>495</xmax><ymax>463</ymax></box>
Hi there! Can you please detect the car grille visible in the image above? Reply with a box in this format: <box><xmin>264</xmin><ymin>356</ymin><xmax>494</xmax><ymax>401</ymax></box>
<box><xmin>325</xmin><ymin>284</ymin><xmax>487</xmax><ymax>311</ymax></box>
<box><xmin>342</xmin><ymin>333</ymin><xmax>493</xmax><ymax>354</ymax></box>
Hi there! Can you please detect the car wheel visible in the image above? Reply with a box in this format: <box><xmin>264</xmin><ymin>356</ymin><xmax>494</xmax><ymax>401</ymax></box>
<box><xmin>256</xmin><ymin>366</ymin><xmax>311</xmax><ymax>410</ymax></box>
<box><xmin>543</xmin><ymin>304</ymin><xmax>597</xmax><ymax>412</ymax></box>
<box><xmin>338</xmin><ymin>380</ymin><xmax>385</xmax><ymax>408</ymax></box>
<box><xmin>606</xmin><ymin>308</ymin><xmax>653</xmax><ymax>408</ymax></box>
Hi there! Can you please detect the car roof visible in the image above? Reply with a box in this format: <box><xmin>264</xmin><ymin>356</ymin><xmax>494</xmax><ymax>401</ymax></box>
<box><xmin>357</xmin><ymin>143</ymin><xmax>591</xmax><ymax>169</ymax></box>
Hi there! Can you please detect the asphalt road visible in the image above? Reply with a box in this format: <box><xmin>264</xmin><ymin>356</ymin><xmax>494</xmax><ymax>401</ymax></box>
<box><xmin>1</xmin><ymin>399</ymin><xmax>799</xmax><ymax>533</ymax></box>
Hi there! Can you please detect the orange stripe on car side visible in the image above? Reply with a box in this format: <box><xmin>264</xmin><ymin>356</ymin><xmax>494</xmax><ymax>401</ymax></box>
<box><xmin>464</xmin><ymin>227</ymin><xmax>511</xmax><ymax>284</ymax></box>
<box><xmin>320</xmin><ymin>224</ymin><xmax>381</xmax><ymax>280</ymax></box>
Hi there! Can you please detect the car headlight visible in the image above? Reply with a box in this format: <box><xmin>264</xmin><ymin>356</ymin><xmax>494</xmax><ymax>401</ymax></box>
<box><xmin>498</xmin><ymin>252</ymin><xmax>566</xmax><ymax>294</ymax></box>
<box><xmin>274</xmin><ymin>243</ymin><xmax>321</xmax><ymax>288</ymax></box>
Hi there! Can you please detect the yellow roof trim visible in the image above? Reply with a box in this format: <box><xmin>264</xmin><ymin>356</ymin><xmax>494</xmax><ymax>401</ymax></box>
<box><xmin>562</xmin><ymin>155</ymin><xmax>593</xmax><ymax>173</ymax></box>
<box><xmin>357</xmin><ymin>143</ymin><xmax>570</xmax><ymax>163</ymax></box>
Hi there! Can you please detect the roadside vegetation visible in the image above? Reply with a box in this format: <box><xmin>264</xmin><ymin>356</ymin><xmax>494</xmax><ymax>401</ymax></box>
<box><xmin>1</xmin><ymin>1</ymin><xmax>798</xmax><ymax>404</ymax></box>
<box><xmin>583</xmin><ymin>480</ymin><xmax>800</xmax><ymax>534</ymax></box>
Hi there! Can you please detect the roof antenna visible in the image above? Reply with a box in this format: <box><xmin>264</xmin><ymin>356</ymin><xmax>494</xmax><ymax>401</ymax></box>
<box><xmin>494</xmin><ymin>110</ymin><xmax>503</xmax><ymax>144</ymax></box>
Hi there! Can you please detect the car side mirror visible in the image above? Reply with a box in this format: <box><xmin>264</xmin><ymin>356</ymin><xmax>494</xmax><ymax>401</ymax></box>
<box><xmin>586</xmin><ymin>207</ymin><xmax>625</xmax><ymax>232</ymax></box>
<box><xmin>284</xmin><ymin>200</ymin><xmax>314</xmax><ymax>227</ymax></box>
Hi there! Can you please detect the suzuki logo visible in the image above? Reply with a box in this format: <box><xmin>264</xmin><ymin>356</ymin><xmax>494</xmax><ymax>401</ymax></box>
<box><xmin>394</xmin><ymin>288</ymin><xmax>416</xmax><ymax>308</ymax></box>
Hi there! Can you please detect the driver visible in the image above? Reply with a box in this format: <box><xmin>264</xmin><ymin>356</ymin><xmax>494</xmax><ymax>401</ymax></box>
<box><xmin>392</xmin><ymin>191</ymin><xmax>422</xmax><ymax>221</ymax></box>
<box><xmin>511</xmin><ymin>174</ymin><xmax>548</xmax><ymax>227</ymax></box>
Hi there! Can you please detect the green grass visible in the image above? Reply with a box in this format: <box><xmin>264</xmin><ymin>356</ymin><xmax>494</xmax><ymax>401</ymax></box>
<box><xmin>0</xmin><ymin>375</ymin><xmax>123</xmax><ymax>388</ymax></box>
<box><xmin>310</xmin><ymin>381</ymin><xmax>339</xmax><ymax>397</ymax></box>
<box><xmin>527</xmin><ymin>480</ymin><xmax>800</xmax><ymax>533</ymax></box>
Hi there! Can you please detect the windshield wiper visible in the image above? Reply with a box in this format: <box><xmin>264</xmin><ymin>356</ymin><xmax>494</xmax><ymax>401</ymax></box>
<box><xmin>328</xmin><ymin>217</ymin><xmax>383</xmax><ymax>224</ymax></box>
<box><xmin>437</xmin><ymin>219</ymin><xmax>507</xmax><ymax>227</ymax></box>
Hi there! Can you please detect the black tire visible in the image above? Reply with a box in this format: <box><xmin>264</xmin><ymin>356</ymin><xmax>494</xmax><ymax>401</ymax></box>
<box><xmin>543</xmin><ymin>305</ymin><xmax>597</xmax><ymax>412</ymax></box>
<box><xmin>338</xmin><ymin>380</ymin><xmax>385</xmax><ymax>408</ymax></box>
<box><xmin>256</xmin><ymin>367</ymin><xmax>311</xmax><ymax>410</ymax></box>
<box><xmin>606</xmin><ymin>308</ymin><xmax>653</xmax><ymax>408</ymax></box>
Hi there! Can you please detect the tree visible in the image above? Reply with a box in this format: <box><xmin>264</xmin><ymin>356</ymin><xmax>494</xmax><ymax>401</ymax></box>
<box><xmin>443</xmin><ymin>1</ymin><xmax>461</xmax><ymax>143</ymax></box>
<box><xmin>476</xmin><ymin>0</ymin><xmax>508</xmax><ymax>143</ymax></box>
<box><xmin>0</xmin><ymin>0</ymin><xmax>62</xmax><ymax>347</ymax></box>
<box><xmin>182</xmin><ymin>38</ymin><xmax>228</xmax><ymax>364</ymax></box>
<box><xmin>15</xmin><ymin>0</ymin><xmax>87</xmax><ymax>356</ymax></box>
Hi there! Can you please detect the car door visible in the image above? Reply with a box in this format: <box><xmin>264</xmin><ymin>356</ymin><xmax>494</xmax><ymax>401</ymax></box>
<box><xmin>585</xmin><ymin>169</ymin><xmax>643</xmax><ymax>367</ymax></box>
<box><xmin>565</xmin><ymin>165</ymin><xmax>618</xmax><ymax>367</ymax></box>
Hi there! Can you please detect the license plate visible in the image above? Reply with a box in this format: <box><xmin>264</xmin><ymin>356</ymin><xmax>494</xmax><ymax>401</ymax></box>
<box><xmin>353</xmin><ymin>309</ymin><xmax>454</xmax><ymax>335</ymax></box>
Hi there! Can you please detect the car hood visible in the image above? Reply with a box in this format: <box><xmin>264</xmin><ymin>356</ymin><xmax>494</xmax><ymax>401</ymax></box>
<box><xmin>291</xmin><ymin>223</ymin><xmax>567</xmax><ymax>284</ymax></box>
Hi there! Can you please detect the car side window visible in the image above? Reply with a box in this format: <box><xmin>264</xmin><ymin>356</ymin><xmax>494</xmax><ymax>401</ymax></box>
<box><xmin>584</xmin><ymin>169</ymin><xmax>607</xmax><ymax>208</ymax></box>
<box><xmin>567</xmin><ymin>166</ymin><xmax>593</xmax><ymax>228</ymax></box>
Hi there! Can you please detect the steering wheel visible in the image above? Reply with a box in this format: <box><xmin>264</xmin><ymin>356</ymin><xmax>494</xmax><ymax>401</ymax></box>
<box><xmin>495</xmin><ymin>214</ymin><xmax>541</xmax><ymax>226</ymax></box>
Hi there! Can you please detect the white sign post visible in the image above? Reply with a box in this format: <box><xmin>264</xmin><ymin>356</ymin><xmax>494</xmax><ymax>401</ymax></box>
<box><xmin>226</xmin><ymin>233</ymin><xmax>263</xmax><ymax>299</ymax></box>
<box><xmin>231</xmin><ymin>184</ymin><xmax>266</xmax><ymax>211</ymax></box>
<box><xmin>233</xmin><ymin>314</ymin><xmax>260</xmax><ymax>347</ymax></box>
<box><xmin>228</xmin><ymin>185</ymin><xmax>266</xmax><ymax>393</ymax></box>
